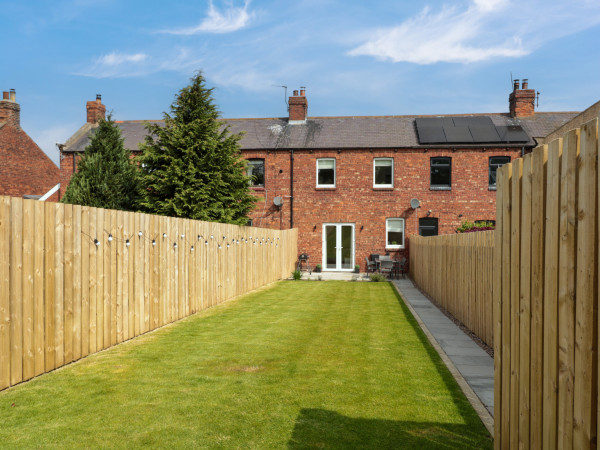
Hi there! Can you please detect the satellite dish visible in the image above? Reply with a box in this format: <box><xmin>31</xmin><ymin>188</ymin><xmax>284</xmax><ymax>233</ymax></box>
<box><xmin>273</xmin><ymin>196</ymin><xmax>283</xmax><ymax>207</ymax></box>
<box><xmin>410</xmin><ymin>198</ymin><xmax>420</xmax><ymax>209</ymax></box>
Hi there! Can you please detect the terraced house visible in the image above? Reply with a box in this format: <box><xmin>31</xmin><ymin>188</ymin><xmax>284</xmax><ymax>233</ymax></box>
<box><xmin>59</xmin><ymin>81</ymin><xmax>577</xmax><ymax>271</ymax></box>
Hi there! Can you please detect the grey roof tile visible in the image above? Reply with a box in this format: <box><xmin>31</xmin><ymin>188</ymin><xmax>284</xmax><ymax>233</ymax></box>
<box><xmin>62</xmin><ymin>112</ymin><xmax>579</xmax><ymax>153</ymax></box>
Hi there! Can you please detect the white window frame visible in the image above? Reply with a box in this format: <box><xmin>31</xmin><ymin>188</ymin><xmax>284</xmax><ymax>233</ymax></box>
<box><xmin>316</xmin><ymin>158</ymin><xmax>336</xmax><ymax>188</ymax></box>
<box><xmin>386</xmin><ymin>218</ymin><xmax>405</xmax><ymax>249</ymax></box>
<box><xmin>373</xmin><ymin>158</ymin><xmax>393</xmax><ymax>188</ymax></box>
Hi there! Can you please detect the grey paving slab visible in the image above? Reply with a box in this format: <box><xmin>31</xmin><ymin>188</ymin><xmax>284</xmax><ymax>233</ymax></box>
<box><xmin>393</xmin><ymin>278</ymin><xmax>494</xmax><ymax>432</ymax></box>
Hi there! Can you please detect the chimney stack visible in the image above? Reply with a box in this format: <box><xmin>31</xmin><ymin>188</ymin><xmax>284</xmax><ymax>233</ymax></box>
<box><xmin>288</xmin><ymin>87</ymin><xmax>308</xmax><ymax>123</ymax></box>
<box><xmin>86</xmin><ymin>94</ymin><xmax>106</xmax><ymax>124</ymax></box>
<box><xmin>0</xmin><ymin>89</ymin><xmax>21</xmax><ymax>128</ymax></box>
<box><xmin>509</xmin><ymin>78</ymin><xmax>535</xmax><ymax>118</ymax></box>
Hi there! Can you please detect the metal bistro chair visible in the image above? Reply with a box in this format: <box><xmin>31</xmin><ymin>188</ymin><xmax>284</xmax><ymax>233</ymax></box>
<box><xmin>365</xmin><ymin>257</ymin><xmax>377</xmax><ymax>274</ymax></box>
<box><xmin>397</xmin><ymin>256</ymin><xmax>408</xmax><ymax>279</ymax></box>
<box><xmin>379</xmin><ymin>259</ymin><xmax>394</xmax><ymax>278</ymax></box>
<box><xmin>297</xmin><ymin>253</ymin><xmax>312</xmax><ymax>274</ymax></box>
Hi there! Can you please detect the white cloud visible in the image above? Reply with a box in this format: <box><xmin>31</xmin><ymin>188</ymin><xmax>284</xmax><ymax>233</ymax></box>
<box><xmin>96</xmin><ymin>52</ymin><xmax>147</xmax><ymax>66</ymax></box>
<box><xmin>349</xmin><ymin>0</ymin><xmax>528</xmax><ymax>64</ymax></box>
<box><xmin>161</xmin><ymin>0</ymin><xmax>253</xmax><ymax>35</ymax></box>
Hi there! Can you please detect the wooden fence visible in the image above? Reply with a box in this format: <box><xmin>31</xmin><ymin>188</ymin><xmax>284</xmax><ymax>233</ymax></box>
<box><xmin>494</xmin><ymin>116</ymin><xmax>599</xmax><ymax>449</ymax></box>
<box><xmin>409</xmin><ymin>231</ymin><xmax>494</xmax><ymax>347</ymax></box>
<box><xmin>0</xmin><ymin>197</ymin><xmax>297</xmax><ymax>391</ymax></box>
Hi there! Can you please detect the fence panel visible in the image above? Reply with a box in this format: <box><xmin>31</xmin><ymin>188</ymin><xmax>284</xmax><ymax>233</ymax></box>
<box><xmin>0</xmin><ymin>199</ymin><xmax>297</xmax><ymax>391</ymax></box>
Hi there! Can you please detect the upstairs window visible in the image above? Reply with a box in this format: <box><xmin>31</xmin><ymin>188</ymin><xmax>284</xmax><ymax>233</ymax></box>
<box><xmin>374</xmin><ymin>158</ymin><xmax>393</xmax><ymax>188</ymax></box>
<box><xmin>386</xmin><ymin>218</ymin><xmax>405</xmax><ymax>248</ymax></box>
<box><xmin>317</xmin><ymin>158</ymin><xmax>336</xmax><ymax>188</ymax></box>
<box><xmin>247</xmin><ymin>159</ymin><xmax>265</xmax><ymax>187</ymax></box>
<box><xmin>431</xmin><ymin>157</ymin><xmax>451</xmax><ymax>190</ymax></box>
<box><xmin>489</xmin><ymin>156</ymin><xmax>510</xmax><ymax>189</ymax></box>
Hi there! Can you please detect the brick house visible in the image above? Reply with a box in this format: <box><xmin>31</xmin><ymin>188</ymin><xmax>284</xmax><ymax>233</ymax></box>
<box><xmin>0</xmin><ymin>90</ymin><xmax>60</xmax><ymax>200</ymax></box>
<box><xmin>59</xmin><ymin>81</ymin><xmax>577</xmax><ymax>271</ymax></box>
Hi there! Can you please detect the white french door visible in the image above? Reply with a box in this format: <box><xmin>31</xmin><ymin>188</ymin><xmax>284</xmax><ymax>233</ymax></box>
<box><xmin>322</xmin><ymin>223</ymin><xmax>355</xmax><ymax>271</ymax></box>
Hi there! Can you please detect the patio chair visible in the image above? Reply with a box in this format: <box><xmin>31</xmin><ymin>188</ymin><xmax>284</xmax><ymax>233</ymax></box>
<box><xmin>379</xmin><ymin>259</ymin><xmax>394</xmax><ymax>278</ymax></box>
<box><xmin>365</xmin><ymin>257</ymin><xmax>377</xmax><ymax>274</ymax></box>
<box><xmin>397</xmin><ymin>257</ymin><xmax>408</xmax><ymax>279</ymax></box>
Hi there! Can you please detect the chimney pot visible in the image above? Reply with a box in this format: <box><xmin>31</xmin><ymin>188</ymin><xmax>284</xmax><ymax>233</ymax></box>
<box><xmin>2</xmin><ymin>92</ymin><xmax>8</xmax><ymax>100</ymax></box>
<box><xmin>522</xmin><ymin>79</ymin><xmax>528</xmax><ymax>89</ymax></box>
<box><xmin>300</xmin><ymin>87</ymin><xmax>305</xmax><ymax>96</ymax></box>
<box><xmin>9</xmin><ymin>89</ymin><xmax>16</xmax><ymax>102</ymax></box>
<box><xmin>96</xmin><ymin>94</ymin><xmax>102</xmax><ymax>102</ymax></box>
<box><xmin>293</xmin><ymin>90</ymin><xmax>299</xmax><ymax>97</ymax></box>
<box><xmin>513</xmin><ymin>79</ymin><xmax>520</xmax><ymax>91</ymax></box>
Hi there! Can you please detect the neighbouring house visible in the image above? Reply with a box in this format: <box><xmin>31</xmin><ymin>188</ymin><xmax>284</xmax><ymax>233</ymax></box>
<box><xmin>0</xmin><ymin>90</ymin><xmax>60</xmax><ymax>200</ymax></box>
<box><xmin>59</xmin><ymin>80</ymin><xmax>578</xmax><ymax>271</ymax></box>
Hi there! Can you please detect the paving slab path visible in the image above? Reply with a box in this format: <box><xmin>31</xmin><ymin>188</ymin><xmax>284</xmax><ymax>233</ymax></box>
<box><xmin>393</xmin><ymin>278</ymin><xmax>494</xmax><ymax>434</ymax></box>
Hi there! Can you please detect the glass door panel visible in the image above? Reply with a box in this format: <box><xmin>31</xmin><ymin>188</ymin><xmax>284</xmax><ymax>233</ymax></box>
<box><xmin>341</xmin><ymin>225</ymin><xmax>353</xmax><ymax>269</ymax></box>
<box><xmin>326</xmin><ymin>225</ymin><xmax>337</xmax><ymax>269</ymax></box>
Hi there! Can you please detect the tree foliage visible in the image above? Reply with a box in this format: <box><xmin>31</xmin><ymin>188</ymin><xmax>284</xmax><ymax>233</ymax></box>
<box><xmin>61</xmin><ymin>115</ymin><xmax>141</xmax><ymax>210</ymax></box>
<box><xmin>136</xmin><ymin>73</ymin><xmax>256</xmax><ymax>224</ymax></box>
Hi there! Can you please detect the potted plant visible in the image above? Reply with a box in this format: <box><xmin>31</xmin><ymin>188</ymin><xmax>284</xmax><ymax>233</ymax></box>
<box><xmin>354</xmin><ymin>264</ymin><xmax>360</xmax><ymax>274</ymax></box>
<box><xmin>314</xmin><ymin>264</ymin><xmax>322</xmax><ymax>273</ymax></box>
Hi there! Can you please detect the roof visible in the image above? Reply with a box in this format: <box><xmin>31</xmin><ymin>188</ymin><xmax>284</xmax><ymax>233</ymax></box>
<box><xmin>61</xmin><ymin>111</ymin><xmax>579</xmax><ymax>153</ymax></box>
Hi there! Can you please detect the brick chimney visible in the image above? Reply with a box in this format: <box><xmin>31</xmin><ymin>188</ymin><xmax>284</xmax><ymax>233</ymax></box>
<box><xmin>0</xmin><ymin>89</ymin><xmax>21</xmax><ymax>128</ymax></box>
<box><xmin>86</xmin><ymin>94</ymin><xmax>106</xmax><ymax>124</ymax></box>
<box><xmin>288</xmin><ymin>87</ymin><xmax>307</xmax><ymax>123</ymax></box>
<box><xmin>509</xmin><ymin>79</ymin><xmax>536</xmax><ymax>118</ymax></box>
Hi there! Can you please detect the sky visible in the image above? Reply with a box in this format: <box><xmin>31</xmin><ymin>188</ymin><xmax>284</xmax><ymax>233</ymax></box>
<box><xmin>2</xmin><ymin>0</ymin><xmax>600</xmax><ymax>166</ymax></box>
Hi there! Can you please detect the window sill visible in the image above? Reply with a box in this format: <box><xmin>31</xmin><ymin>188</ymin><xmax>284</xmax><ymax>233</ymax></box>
<box><xmin>250</xmin><ymin>186</ymin><xmax>265</xmax><ymax>191</ymax></box>
<box><xmin>373</xmin><ymin>186</ymin><xmax>394</xmax><ymax>191</ymax></box>
<box><xmin>430</xmin><ymin>186</ymin><xmax>451</xmax><ymax>191</ymax></box>
<box><xmin>385</xmin><ymin>246</ymin><xmax>404</xmax><ymax>251</ymax></box>
<box><xmin>316</xmin><ymin>186</ymin><xmax>336</xmax><ymax>190</ymax></box>
<box><xmin>488</xmin><ymin>186</ymin><xmax>497</xmax><ymax>191</ymax></box>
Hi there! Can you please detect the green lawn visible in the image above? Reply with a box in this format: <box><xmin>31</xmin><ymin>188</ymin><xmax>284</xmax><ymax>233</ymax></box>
<box><xmin>1</xmin><ymin>281</ymin><xmax>491</xmax><ymax>449</ymax></box>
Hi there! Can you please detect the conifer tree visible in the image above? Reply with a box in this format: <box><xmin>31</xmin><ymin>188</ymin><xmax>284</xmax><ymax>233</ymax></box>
<box><xmin>61</xmin><ymin>115</ymin><xmax>141</xmax><ymax>210</ymax></box>
<box><xmin>137</xmin><ymin>73</ymin><xmax>256</xmax><ymax>224</ymax></box>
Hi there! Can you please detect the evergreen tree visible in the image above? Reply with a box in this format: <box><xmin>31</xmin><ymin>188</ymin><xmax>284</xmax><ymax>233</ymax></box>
<box><xmin>137</xmin><ymin>73</ymin><xmax>256</xmax><ymax>224</ymax></box>
<box><xmin>61</xmin><ymin>115</ymin><xmax>141</xmax><ymax>210</ymax></box>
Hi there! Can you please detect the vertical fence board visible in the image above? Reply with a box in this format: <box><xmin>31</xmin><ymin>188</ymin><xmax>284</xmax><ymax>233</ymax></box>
<box><xmin>73</xmin><ymin>204</ymin><xmax>82</xmax><ymax>362</ymax></box>
<box><xmin>574</xmin><ymin>118</ymin><xmax>598</xmax><ymax>449</ymax></box>
<box><xmin>530</xmin><ymin>145</ymin><xmax>547</xmax><ymax>449</ymax></box>
<box><xmin>10</xmin><ymin>198</ymin><xmax>23</xmax><ymax>386</ymax></box>
<box><xmin>21</xmin><ymin>200</ymin><xmax>34</xmax><ymax>382</ymax></box>
<box><xmin>63</xmin><ymin>203</ymin><xmax>73</xmax><ymax>364</ymax></box>
<box><xmin>0</xmin><ymin>197</ymin><xmax>11</xmax><ymax>389</ymax></box>
<box><xmin>558</xmin><ymin>129</ymin><xmax>579</xmax><ymax>450</ymax></box>
<box><xmin>33</xmin><ymin>201</ymin><xmax>45</xmax><ymax>376</ymax></box>
<box><xmin>542</xmin><ymin>141</ymin><xmax>560</xmax><ymax>449</ymax></box>
<box><xmin>81</xmin><ymin>207</ymin><xmax>90</xmax><ymax>358</ymax></box>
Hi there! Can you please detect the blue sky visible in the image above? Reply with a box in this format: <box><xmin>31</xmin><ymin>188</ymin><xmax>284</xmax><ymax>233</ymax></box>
<box><xmin>3</xmin><ymin>0</ymin><xmax>600</xmax><ymax>166</ymax></box>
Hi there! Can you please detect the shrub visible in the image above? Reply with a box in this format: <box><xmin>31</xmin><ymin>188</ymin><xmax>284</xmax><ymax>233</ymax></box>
<box><xmin>292</xmin><ymin>270</ymin><xmax>303</xmax><ymax>280</ymax></box>
<box><xmin>456</xmin><ymin>220</ymin><xmax>495</xmax><ymax>233</ymax></box>
<box><xmin>369</xmin><ymin>274</ymin><xmax>388</xmax><ymax>282</ymax></box>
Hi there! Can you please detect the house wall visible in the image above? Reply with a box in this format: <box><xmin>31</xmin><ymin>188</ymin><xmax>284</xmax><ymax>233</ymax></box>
<box><xmin>244</xmin><ymin>147</ymin><xmax>520</xmax><ymax>271</ymax></box>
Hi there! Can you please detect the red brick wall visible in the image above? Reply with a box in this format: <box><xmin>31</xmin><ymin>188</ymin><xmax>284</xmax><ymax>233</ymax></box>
<box><xmin>0</xmin><ymin>125</ymin><xmax>60</xmax><ymax>199</ymax></box>
<box><xmin>244</xmin><ymin>147</ymin><xmax>520</xmax><ymax>271</ymax></box>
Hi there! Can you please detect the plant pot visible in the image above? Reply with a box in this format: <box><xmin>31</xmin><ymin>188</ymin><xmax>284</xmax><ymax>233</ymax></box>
<box><xmin>314</xmin><ymin>267</ymin><xmax>321</xmax><ymax>273</ymax></box>
<box><xmin>354</xmin><ymin>268</ymin><xmax>360</xmax><ymax>273</ymax></box>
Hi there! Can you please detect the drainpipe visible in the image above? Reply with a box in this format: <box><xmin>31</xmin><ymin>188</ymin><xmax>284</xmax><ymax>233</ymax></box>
<box><xmin>290</xmin><ymin>149</ymin><xmax>294</xmax><ymax>229</ymax></box>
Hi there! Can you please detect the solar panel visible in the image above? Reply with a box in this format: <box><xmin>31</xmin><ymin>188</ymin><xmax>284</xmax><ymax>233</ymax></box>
<box><xmin>469</xmin><ymin>126</ymin><xmax>501</xmax><ymax>143</ymax></box>
<box><xmin>417</xmin><ymin>126</ymin><xmax>447</xmax><ymax>144</ymax></box>
<box><xmin>497</xmin><ymin>125</ymin><xmax>529</xmax><ymax>143</ymax></box>
<box><xmin>452</xmin><ymin>116</ymin><xmax>494</xmax><ymax>127</ymax></box>
<box><xmin>443</xmin><ymin>125</ymin><xmax>473</xmax><ymax>143</ymax></box>
<box><xmin>415</xmin><ymin>116</ymin><xmax>531</xmax><ymax>145</ymax></box>
<box><xmin>415</xmin><ymin>118</ymin><xmax>440</xmax><ymax>127</ymax></box>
